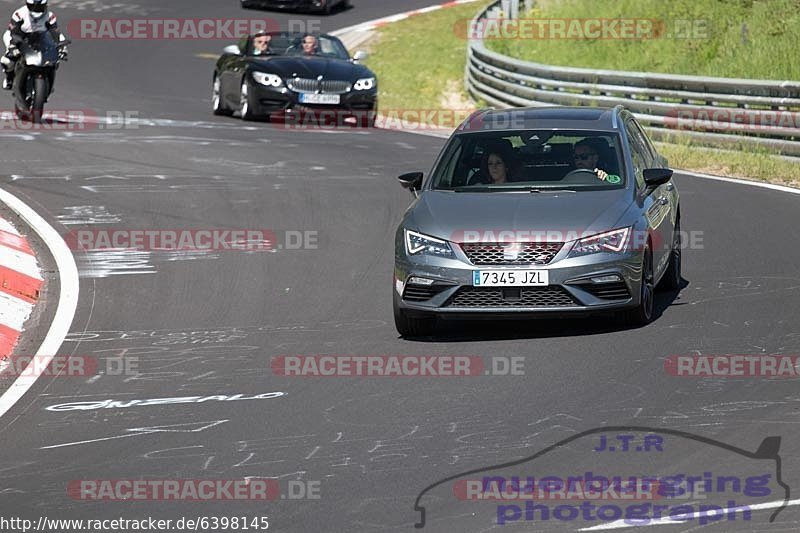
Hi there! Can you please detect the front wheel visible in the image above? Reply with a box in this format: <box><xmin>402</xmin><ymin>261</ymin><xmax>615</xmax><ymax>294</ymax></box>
<box><xmin>239</xmin><ymin>80</ymin><xmax>256</xmax><ymax>121</ymax></box>
<box><xmin>212</xmin><ymin>75</ymin><xmax>233</xmax><ymax>116</ymax></box>
<box><xmin>623</xmin><ymin>245</ymin><xmax>655</xmax><ymax>327</ymax></box>
<box><xmin>30</xmin><ymin>75</ymin><xmax>47</xmax><ymax>123</ymax></box>
<box><xmin>658</xmin><ymin>218</ymin><xmax>682</xmax><ymax>291</ymax></box>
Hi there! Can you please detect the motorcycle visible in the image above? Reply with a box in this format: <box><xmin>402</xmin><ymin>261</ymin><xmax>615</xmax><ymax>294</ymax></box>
<box><xmin>10</xmin><ymin>31</ymin><xmax>68</xmax><ymax>123</ymax></box>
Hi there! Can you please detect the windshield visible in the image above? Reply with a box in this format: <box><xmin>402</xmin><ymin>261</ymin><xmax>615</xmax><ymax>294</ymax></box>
<box><xmin>247</xmin><ymin>32</ymin><xmax>350</xmax><ymax>60</ymax></box>
<box><xmin>430</xmin><ymin>130</ymin><xmax>626</xmax><ymax>191</ymax></box>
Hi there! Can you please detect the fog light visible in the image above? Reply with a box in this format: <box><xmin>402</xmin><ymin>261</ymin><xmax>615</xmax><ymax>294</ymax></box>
<box><xmin>590</xmin><ymin>275</ymin><xmax>622</xmax><ymax>283</ymax></box>
<box><xmin>408</xmin><ymin>276</ymin><xmax>435</xmax><ymax>286</ymax></box>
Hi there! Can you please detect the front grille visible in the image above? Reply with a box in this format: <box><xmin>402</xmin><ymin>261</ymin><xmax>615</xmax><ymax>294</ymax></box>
<box><xmin>287</xmin><ymin>78</ymin><xmax>352</xmax><ymax>94</ymax></box>
<box><xmin>579</xmin><ymin>282</ymin><xmax>631</xmax><ymax>300</ymax></box>
<box><xmin>445</xmin><ymin>287</ymin><xmax>576</xmax><ymax>308</ymax></box>
<box><xmin>402</xmin><ymin>284</ymin><xmax>448</xmax><ymax>302</ymax></box>
<box><xmin>460</xmin><ymin>242</ymin><xmax>562</xmax><ymax>265</ymax></box>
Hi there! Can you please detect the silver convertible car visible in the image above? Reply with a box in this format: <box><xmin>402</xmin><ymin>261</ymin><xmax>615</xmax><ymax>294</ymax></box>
<box><xmin>393</xmin><ymin>106</ymin><xmax>681</xmax><ymax>336</ymax></box>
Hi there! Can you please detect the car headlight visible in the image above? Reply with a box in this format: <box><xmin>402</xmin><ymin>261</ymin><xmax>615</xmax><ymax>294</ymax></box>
<box><xmin>252</xmin><ymin>72</ymin><xmax>283</xmax><ymax>88</ymax></box>
<box><xmin>353</xmin><ymin>77</ymin><xmax>376</xmax><ymax>91</ymax></box>
<box><xmin>568</xmin><ymin>227</ymin><xmax>631</xmax><ymax>258</ymax></box>
<box><xmin>404</xmin><ymin>230</ymin><xmax>455</xmax><ymax>259</ymax></box>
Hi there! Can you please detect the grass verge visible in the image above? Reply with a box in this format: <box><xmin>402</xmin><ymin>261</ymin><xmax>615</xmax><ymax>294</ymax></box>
<box><xmin>487</xmin><ymin>0</ymin><xmax>800</xmax><ymax>80</ymax></box>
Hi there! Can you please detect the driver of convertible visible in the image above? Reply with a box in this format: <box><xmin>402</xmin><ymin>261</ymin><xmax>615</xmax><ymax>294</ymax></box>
<box><xmin>251</xmin><ymin>31</ymin><xmax>272</xmax><ymax>56</ymax></box>
<box><xmin>572</xmin><ymin>138</ymin><xmax>610</xmax><ymax>181</ymax></box>
<box><xmin>2</xmin><ymin>0</ymin><xmax>68</xmax><ymax>90</ymax></box>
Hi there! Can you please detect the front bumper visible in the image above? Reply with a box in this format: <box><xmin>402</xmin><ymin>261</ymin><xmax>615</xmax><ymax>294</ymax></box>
<box><xmin>248</xmin><ymin>83</ymin><xmax>377</xmax><ymax>121</ymax></box>
<box><xmin>394</xmin><ymin>241</ymin><xmax>643</xmax><ymax>319</ymax></box>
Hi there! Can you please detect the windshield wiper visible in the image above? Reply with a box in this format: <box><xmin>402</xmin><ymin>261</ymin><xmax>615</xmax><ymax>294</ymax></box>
<box><xmin>453</xmin><ymin>186</ymin><xmax>495</xmax><ymax>192</ymax></box>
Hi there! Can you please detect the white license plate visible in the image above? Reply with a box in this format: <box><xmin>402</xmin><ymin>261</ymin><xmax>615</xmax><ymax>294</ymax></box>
<box><xmin>299</xmin><ymin>93</ymin><xmax>341</xmax><ymax>105</ymax></box>
<box><xmin>473</xmin><ymin>270</ymin><xmax>549</xmax><ymax>287</ymax></box>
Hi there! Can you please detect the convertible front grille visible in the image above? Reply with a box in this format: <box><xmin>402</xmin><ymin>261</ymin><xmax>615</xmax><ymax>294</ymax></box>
<box><xmin>287</xmin><ymin>78</ymin><xmax>352</xmax><ymax>94</ymax></box>
<box><xmin>460</xmin><ymin>242</ymin><xmax>563</xmax><ymax>265</ymax></box>
<box><xmin>445</xmin><ymin>287</ymin><xmax>576</xmax><ymax>308</ymax></box>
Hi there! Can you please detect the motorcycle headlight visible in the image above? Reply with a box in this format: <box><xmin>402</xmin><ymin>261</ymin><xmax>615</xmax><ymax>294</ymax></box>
<box><xmin>252</xmin><ymin>72</ymin><xmax>283</xmax><ymax>88</ymax></box>
<box><xmin>568</xmin><ymin>227</ymin><xmax>631</xmax><ymax>258</ymax></box>
<box><xmin>353</xmin><ymin>77</ymin><xmax>375</xmax><ymax>91</ymax></box>
<box><xmin>404</xmin><ymin>230</ymin><xmax>455</xmax><ymax>259</ymax></box>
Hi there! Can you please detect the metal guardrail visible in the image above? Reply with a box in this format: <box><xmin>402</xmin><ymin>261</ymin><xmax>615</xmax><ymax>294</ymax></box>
<box><xmin>465</xmin><ymin>1</ymin><xmax>800</xmax><ymax>156</ymax></box>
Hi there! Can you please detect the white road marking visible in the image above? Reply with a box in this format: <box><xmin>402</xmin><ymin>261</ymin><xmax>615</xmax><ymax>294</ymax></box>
<box><xmin>0</xmin><ymin>187</ymin><xmax>79</xmax><ymax>420</ymax></box>
<box><xmin>41</xmin><ymin>420</ymin><xmax>229</xmax><ymax>449</ymax></box>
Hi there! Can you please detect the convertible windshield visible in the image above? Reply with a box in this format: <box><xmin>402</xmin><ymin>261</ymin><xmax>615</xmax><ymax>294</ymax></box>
<box><xmin>247</xmin><ymin>32</ymin><xmax>350</xmax><ymax>60</ymax></box>
<box><xmin>430</xmin><ymin>130</ymin><xmax>626</xmax><ymax>191</ymax></box>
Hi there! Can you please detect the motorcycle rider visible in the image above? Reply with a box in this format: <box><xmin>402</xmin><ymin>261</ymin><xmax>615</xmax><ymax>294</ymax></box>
<box><xmin>2</xmin><ymin>0</ymin><xmax>67</xmax><ymax>90</ymax></box>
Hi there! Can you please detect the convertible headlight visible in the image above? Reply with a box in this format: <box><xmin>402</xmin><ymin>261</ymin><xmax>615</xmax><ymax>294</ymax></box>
<box><xmin>353</xmin><ymin>77</ymin><xmax>376</xmax><ymax>91</ymax></box>
<box><xmin>252</xmin><ymin>72</ymin><xmax>283</xmax><ymax>88</ymax></box>
<box><xmin>404</xmin><ymin>230</ymin><xmax>455</xmax><ymax>258</ymax></box>
<box><xmin>568</xmin><ymin>227</ymin><xmax>631</xmax><ymax>257</ymax></box>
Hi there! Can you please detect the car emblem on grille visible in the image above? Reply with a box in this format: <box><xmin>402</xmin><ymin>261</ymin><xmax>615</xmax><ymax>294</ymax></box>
<box><xmin>503</xmin><ymin>242</ymin><xmax>524</xmax><ymax>260</ymax></box>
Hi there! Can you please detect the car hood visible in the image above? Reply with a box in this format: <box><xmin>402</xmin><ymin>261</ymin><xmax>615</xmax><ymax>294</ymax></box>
<box><xmin>247</xmin><ymin>56</ymin><xmax>373</xmax><ymax>81</ymax></box>
<box><xmin>407</xmin><ymin>190</ymin><xmax>632</xmax><ymax>243</ymax></box>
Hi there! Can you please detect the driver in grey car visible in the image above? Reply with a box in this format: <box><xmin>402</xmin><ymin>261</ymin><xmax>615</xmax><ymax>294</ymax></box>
<box><xmin>572</xmin><ymin>139</ymin><xmax>610</xmax><ymax>181</ymax></box>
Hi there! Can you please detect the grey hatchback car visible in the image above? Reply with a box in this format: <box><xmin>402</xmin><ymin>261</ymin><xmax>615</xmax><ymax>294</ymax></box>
<box><xmin>393</xmin><ymin>106</ymin><xmax>681</xmax><ymax>336</ymax></box>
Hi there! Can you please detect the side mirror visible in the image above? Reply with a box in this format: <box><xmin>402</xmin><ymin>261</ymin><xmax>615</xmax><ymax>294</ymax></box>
<box><xmin>643</xmin><ymin>168</ymin><xmax>673</xmax><ymax>187</ymax></box>
<box><xmin>223</xmin><ymin>44</ymin><xmax>241</xmax><ymax>55</ymax></box>
<box><xmin>352</xmin><ymin>50</ymin><xmax>368</xmax><ymax>63</ymax></box>
<box><xmin>398</xmin><ymin>172</ymin><xmax>423</xmax><ymax>191</ymax></box>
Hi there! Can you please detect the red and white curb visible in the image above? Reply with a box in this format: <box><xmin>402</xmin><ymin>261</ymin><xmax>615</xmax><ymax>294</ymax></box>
<box><xmin>0</xmin><ymin>187</ymin><xmax>79</xmax><ymax>419</ymax></box>
<box><xmin>0</xmin><ymin>216</ymin><xmax>43</xmax><ymax>361</ymax></box>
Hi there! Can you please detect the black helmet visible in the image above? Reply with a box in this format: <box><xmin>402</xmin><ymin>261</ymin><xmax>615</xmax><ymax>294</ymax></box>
<box><xmin>26</xmin><ymin>0</ymin><xmax>48</xmax><ymax>15</ymax></box>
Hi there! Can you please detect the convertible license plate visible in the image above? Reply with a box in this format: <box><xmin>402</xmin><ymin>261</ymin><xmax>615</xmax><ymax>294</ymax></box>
<box><xmin>299</xmin><ymin>93</ymin><xmax>341</xmax><ymax>105</ymax></box>
<box><xmin>473</xmin><ymin>270</ymin><xmax>549</xmax><ymax>287</ymax></box>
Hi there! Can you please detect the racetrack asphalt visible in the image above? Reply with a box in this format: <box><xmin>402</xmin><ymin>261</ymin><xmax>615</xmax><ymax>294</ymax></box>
<box><xmin>1</xmin><ymin>1</ymin><xmax>800</xmax><ymax>531</ymax></box>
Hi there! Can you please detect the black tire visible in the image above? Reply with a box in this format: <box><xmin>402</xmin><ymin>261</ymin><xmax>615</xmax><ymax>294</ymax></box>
<box><xmin>239</xmin><ymin>79</ymin><xmax>256</xmax><ymax>121</ymax></box>
<box><xmin>623</xmin><ymin>244</ymin><xmax>655</xmax><ymax>327</ymax></box>
<box><xmin>30</xmin><ymin>76</ymin><xmax>47</xmax><ymax>124</ymax></box>
<box><xmin>393</xmin><ymin>302</ymin><xmax>436</xmax><ymax>337</ymax></box>
<box><xmin>658</xmin><ymin>217</ymin><xmax>682</xmax><ymax>291</ymax></box>
<box><xmin>212</xmin><ymin>75</ymin><xmax>233</xmax><ymax>116</ymax></box>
